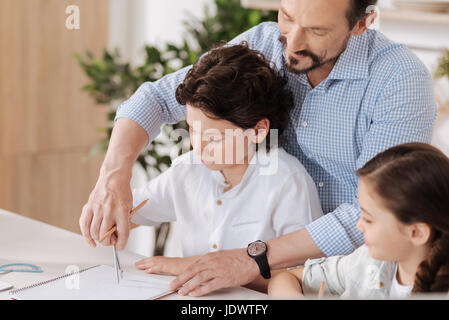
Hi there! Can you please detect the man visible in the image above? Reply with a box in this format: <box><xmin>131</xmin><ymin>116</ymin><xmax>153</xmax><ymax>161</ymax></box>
<box><xmin>79</xmin><ymin>0</ymin><xmax>436</xmax><ymax>297</ymax></box>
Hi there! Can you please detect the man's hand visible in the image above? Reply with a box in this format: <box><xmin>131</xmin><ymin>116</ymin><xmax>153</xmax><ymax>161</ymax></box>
<box><xmin>79</xmin><ymin>173</ymin><xmax>132</xmax><ymax>250</ymax></box>
<box><xmin>79</xmin><ymin>118</ymin><xmax>148</xmax><ymax>250</ymax></box>
<box><xmin>169</xmin><ymin>249</ymin><xmax>260</xmax><ymax>297</ymax></box>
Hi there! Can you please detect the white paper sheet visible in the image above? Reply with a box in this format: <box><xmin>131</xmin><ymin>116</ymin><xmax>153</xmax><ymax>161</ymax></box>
<box><xmin>9</xmin><ymin>265</ymin><xmax>175</xmax><ymax>300</ymax></box>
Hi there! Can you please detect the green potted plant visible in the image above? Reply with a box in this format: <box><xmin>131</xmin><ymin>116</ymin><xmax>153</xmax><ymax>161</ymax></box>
<box><xmin>435</xmin><ymin>50</ymin><xmax>449</xmax><ymax>118</ymax></box>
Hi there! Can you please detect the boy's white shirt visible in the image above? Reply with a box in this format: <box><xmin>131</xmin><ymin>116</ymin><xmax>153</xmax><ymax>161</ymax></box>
<box><xmin>131</xmin><ymin>147</ymin><xmax>324</xmax><ymax>257</ymax></box>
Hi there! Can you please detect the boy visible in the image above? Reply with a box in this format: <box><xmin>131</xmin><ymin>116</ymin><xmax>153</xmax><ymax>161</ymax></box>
<box><xmin>131</xmin><ymin>42</ymin><xmax>323</xmax><ymax>276</ymax></box>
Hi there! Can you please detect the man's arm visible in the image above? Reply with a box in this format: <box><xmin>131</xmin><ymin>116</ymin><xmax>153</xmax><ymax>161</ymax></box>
<box><xmin>79</xmin><ymin>118</ymin><xmax>147</xmax><ymax>249</ymax></box>
<box><xmin>169</xmin><ymin>228</ymin><xmax>323</xmax><ymax>297</ymax></box>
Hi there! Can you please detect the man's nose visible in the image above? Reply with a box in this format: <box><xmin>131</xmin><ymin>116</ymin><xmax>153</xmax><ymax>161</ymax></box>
<box><xmin>287</xmin><ymin>27</ymin><xmax>308</xmax><ymax>53</ymax></box>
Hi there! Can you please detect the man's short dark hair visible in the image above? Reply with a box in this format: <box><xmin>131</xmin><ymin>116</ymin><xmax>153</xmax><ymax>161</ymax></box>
<box><xmin>347</xmin><ymin>0</ymin><xmax>378</xmax><ymax>29</ymax></box>
<box><xmin>176</xmin><ymin>41</ymin><xmax>293</xmax><ymax>151</ymax></box>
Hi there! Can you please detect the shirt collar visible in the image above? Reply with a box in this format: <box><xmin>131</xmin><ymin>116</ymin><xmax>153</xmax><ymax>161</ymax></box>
<box><xmin>210</xmin><ymin>148</ymin><xmax>268</xmax><ymax>196</ymax></box>
<box><xmin>327</xmin><ymin>32</ymin><xmax>369</xmax><ymax>81</ymax></box>
<box><xmin>286</xmin><ymin>32</ymin><xmax>370</xmax><ymax>91</ymax></box>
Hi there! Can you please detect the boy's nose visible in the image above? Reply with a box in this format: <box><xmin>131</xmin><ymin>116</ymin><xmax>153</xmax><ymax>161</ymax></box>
<box><xmin>356</xmin><ymin>219</ymin><xmax>364</xmax><ymax>233</ymax></box>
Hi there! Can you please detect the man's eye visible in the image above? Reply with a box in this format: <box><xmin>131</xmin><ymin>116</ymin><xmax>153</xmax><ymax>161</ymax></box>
<box><xmin>312</xmin><ymin>30</ymin><xmax>327</xmax><ymax>37</ymax></box>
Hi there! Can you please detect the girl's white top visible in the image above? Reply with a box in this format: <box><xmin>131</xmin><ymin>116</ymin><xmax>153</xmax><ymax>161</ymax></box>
<box><xmin>301</xmin><ymin>244</ymin><xmax>417</xmax><ymax>299</ymax></box>
<box><xmin>389</xmin><ymin>264</ymin><xmax>413</xmax><ymax>299</ymax></box>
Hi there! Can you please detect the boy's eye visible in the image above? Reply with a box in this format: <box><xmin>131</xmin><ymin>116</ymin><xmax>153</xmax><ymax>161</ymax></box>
<box><xmin>282</xmin><ymin>11</ymin><xmax>292</xmax><ymax>21</ymax></box>
<box><xmin>362</xmin><ymin>217</ymin><xmax>372</xmax><ymax>224</ymax></box>
<box><xmin>205</xmin><ymin>136</ymin><xmax>222</xmax><ymax>143</ymax></box>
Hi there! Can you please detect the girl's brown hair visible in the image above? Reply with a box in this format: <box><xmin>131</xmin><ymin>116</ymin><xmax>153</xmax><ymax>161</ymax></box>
<box><xmin>356</xmin><ymin>142</ymin><xmax>449</xmax><ymax>293</ymax></box>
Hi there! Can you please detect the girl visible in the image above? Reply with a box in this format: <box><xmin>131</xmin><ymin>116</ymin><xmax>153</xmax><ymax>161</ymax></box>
<box><xmin>268</xmin><ymin>142</ymin><xmax>449</xmax><ymax>298</ymax></box>
<box><xmin>130</xmin><ymin>42</ymin><xmax>323</xmax><ymax>277</ymax></box>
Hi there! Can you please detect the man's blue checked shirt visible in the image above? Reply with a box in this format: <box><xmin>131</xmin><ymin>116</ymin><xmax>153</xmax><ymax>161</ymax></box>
<box><xmin>115</xmin><ymin>22</ymin><xmax>437</xmax><ymax>257</ymax></box>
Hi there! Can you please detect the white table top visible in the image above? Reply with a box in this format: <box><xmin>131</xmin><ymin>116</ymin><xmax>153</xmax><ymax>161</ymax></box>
<box><xmin>0</xmin><ymin>208</ymin><xmax>267</xmax><ymax>300</ymax></box>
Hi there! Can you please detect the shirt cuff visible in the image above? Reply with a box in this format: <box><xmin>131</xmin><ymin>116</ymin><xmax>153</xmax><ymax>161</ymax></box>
<box><xmin>305</xmin><ymin>203</ymin><xmax>364</xmax><ymax>257</ymax></box>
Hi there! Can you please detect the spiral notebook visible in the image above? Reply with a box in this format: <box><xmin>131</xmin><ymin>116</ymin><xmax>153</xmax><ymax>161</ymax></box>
<box><xmin>9</xmin><ymin>265</ymin><xmax>175</xmax><ymax>300</ymax></box>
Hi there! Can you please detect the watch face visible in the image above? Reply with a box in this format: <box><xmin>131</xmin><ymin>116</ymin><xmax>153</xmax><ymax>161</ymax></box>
<box><xmin>248</xmin><ymin>241</ymin><xmax>266</xmax><ymax>257</ymax></box>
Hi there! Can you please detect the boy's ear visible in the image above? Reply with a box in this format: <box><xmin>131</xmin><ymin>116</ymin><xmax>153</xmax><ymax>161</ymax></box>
<box><xmin>409</xmin><ymin>223</ymin><xmax>432</xmax><ymax>247</ymax></box>
<box><xmin>251</xmin><ymin>118</ymin><xmax>270</xmax><ymax>144</ymax></box>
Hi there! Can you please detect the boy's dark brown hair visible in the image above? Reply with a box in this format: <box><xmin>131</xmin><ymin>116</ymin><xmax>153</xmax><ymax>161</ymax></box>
<box><xmin>175</xmin><ymin>41</ymin><xmax>293</xmax><ymax>151</ymax></box>
<box><xmin>356</xmin><ymin>142</ymin><xmax>449</xmax><ymax>294</ymax></box>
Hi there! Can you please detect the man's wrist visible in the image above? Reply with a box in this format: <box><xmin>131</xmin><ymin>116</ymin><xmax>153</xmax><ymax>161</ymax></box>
<box><xmin>99</xmin><ymin>165</ymin><xmax>132</xmax><ymax>182</ymax></box>
<box><xmin>243</xmin><ymin>249</ymin><xmax>262</xmax><ymax>279</ymax></box>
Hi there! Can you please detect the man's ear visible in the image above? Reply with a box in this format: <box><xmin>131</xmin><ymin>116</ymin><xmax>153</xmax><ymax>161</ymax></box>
<box><xmin>351</xmin><ymin>9</ymin><xmax>378</xmax><ymax>36</ymax></box>
<box><xmin>409</xmin><ymin>223</ymin><xmax>432</xmax><ymax>247</ymax></box>
<box><xmin>250</xmin><ymin>118</ymin><xmax>270</xmax><ymax>144</ymax></box>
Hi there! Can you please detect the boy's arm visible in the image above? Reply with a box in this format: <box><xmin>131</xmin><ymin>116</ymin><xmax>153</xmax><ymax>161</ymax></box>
<box><xmin>129</xmin><ymin>169</ymin><xmax>177</xmax><ymax>227</ymax></box>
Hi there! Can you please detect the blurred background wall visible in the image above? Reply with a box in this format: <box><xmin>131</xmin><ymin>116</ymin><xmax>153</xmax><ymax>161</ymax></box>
<box><xmin>0</xmin><ymin>0</ymin><xmax>109</xmax><ymax>232</ymax></box>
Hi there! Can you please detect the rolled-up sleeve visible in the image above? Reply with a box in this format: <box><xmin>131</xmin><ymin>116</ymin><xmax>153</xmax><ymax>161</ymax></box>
<box><xmin>301</xmin><ymin>256</ymin><xmax>346</xmax><ymax>296</ymax></box>
<box><xmin>114</xmin><ymin>66</ymin><xmax>191</xmax><ymax>145</ymax></box>
<box><xmin>114</xmin><ymin>22</ymin><xmax>280</xmax><ymax>147</ymax></box>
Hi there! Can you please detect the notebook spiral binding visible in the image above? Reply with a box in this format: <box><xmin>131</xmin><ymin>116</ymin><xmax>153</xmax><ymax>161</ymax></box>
<box><xmin>9</xmin><ymin>265</ymin><xmax>100</xmax><ymax>295</ymax></box>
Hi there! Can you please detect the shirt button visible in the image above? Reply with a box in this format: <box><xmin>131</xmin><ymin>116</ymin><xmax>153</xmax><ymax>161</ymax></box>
<box><xmin>318</xmin><ymin>182</ymin><xmax>324</xmax><ymax>188</ymax></box>
<box><xmin>302</xmin><ymin>121</ymin><xmax>308</xmax><ymax>127</ymax></box>
<box><xmin>212</xmin><ymin>244</ymin><xmax>218</xmax><ymax>249</ymax></box>
<box><xmin>217</xmin><ymin>200</ymin><xmax>222</xmax><ymax>205</ymax></box>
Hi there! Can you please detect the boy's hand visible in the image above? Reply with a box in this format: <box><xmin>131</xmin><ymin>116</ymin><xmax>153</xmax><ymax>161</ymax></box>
<box><xmin>135</xmin><ymin>256</ymin><xmax>192</xmax><ymax>276</ymax></box>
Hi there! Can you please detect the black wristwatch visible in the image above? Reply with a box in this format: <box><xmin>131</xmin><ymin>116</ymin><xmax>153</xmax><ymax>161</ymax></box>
<box><xmin>247</xmin><ymin>240</ymin><xmax>271</xmax><ymax>279</ymax></box>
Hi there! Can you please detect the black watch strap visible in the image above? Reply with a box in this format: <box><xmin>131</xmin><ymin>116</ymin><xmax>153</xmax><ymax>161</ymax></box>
<box><xmin>254</xmin><ymin>253</ymin><xmax>271</xmax><ymax>279</ymax></box>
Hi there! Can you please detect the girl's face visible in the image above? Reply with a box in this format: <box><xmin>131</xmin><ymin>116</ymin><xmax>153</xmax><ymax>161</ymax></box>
<box><xmin>356</xmin><ymin>178</ymin><xmax>418</xmax><ymax>262</ymax></box>
<box><xmin>186</xmin><ymin>105</ymin><xmax>268</xmax><ymax>170</ymax></box>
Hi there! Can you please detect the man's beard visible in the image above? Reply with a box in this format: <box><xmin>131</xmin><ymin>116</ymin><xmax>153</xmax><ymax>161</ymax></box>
<box><xmin>278</xmin><ymin>35</ymin><xmax>349</xmax><ymax>75</ymax></box>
